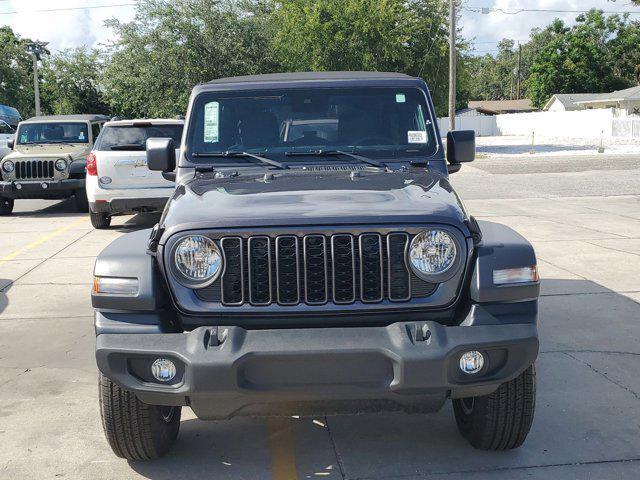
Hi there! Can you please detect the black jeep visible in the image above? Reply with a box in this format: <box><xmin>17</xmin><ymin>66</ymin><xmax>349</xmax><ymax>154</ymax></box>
<box><xmin>93</xmin><ymin>72</ymin><xmax>539</xmax><ymax>460</ymax></box>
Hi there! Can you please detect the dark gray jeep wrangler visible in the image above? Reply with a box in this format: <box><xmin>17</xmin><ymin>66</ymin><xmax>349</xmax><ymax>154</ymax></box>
<box><xmin>93</xmin><ymin>72</ymin><xmax>539</xmax><ymax>460</ymax></box>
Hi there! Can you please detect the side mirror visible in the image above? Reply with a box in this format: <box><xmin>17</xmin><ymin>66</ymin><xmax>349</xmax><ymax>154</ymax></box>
<box><xmin>146</xmin><ymin>138</ymin><xmax>176</xmax><ymax>172</ymax></box>
<box><xmin>7</xmin><ymin>138</ymin><xmax>14</xmax><ymax>150</ymax></box>
<box><xmin>446</xmin><ymin>130</ymin><xmax>475</xmax><ymax>172</ymax></box>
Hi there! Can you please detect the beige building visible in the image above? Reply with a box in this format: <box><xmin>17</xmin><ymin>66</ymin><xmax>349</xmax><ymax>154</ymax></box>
<box><xmin>574</xmin><ymin>86</ymin><xmax>640</xmax><ymax>116</ymax></box>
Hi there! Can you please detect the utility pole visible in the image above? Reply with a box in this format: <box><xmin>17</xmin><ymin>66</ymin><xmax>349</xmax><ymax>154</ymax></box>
<box><xmin>25</xmin><ymin>41</ymin><xmax>48</xmax><ymax>117</ymax></box>
<box><xmin>516</xmin><ymin>43</ymin><xmax>522</xmax><ymax>99</ymax></box>
<box><xmin>448</xmin><ymin>0</ymin><xmax>457</xmax><ymax>131</ymax></box>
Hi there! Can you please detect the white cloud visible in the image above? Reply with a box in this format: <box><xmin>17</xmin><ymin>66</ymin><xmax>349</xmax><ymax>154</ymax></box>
<box><xmin>1</xmin><ymin>0</ymin><xmax>136</xmax><ymax>51</ymax></box>
<box><xmin>460</xmin><ymin>0</ymin><xmax>640</xmax><ymax>55</ymax></box>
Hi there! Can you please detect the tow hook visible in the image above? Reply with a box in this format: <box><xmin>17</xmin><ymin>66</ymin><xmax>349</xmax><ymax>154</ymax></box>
<box><xmin>414</xmin><ymin>323</ymin><xmax>432</xmax><ymax>343</ymax></box>
<box><xmin>204</xmin><ymin>327</ymin><xmax>228</xmax><ymax>348</ymax></box>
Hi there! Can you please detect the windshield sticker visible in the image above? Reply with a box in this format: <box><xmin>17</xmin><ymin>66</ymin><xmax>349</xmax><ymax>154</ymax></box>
<box><xmin>396</xmin><ymin>93</ymin><xmax>406</xmax><ymax>103</ymax></box>
<box><xmin>408</xmin><ymin>131</ymin><xmax>427</xmax><ymax>143</ymax></box>
<box><xmin>203</xmin><ymin>101</ymin><xmax>220</xmax><ymax>143</ymax></box>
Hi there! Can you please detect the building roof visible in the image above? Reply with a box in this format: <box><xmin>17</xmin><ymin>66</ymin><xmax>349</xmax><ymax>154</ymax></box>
<box><xmin>543</xmin><ymin>93</ymin><xmax>600</xmax><ymax>110</ymax></box>
<box><xmin>467</xmin><ymin>99</ymin><xmax>536</xmax><ymax>114</ymax></box>
<box><xmin>575</xmin><ymin>86</ymin><xmax>640</xmax><ymax>105</ymax></box>
<box><xmin>23</xmin><ymin>114</ymin><xmax>110</xmax><ymax>123</ymax></box>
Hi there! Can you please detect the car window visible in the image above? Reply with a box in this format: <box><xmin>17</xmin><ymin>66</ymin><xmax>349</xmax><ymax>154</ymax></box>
<box><xmin>187</xmin><ymin>87</ymin><xmax>437</xmax><ymax>161</ymax></box>
<box><xmin>91</xmin><ymin>123</ymin><xmax>101</xmax><ymax>142</ymax></box>
<box><xmin>16</xmin><ymin>122</ymin><xmax>89</xmax><ymax>144</ymax></box>
<box><xmin>97</xmin><ymin>124</ymin><xmax>184</xmax><ymax>151</ymax></box>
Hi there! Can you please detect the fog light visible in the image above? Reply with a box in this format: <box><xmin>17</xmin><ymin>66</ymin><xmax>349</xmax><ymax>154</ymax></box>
<box><xmin>151</xmin><ymin>358</ymin><xmax>176</xmax><ymax>382</ymax></box>
<box><xmin>41</xmin><ymin>182</ymin><xmax>48</xmax><ymax>189</ymax></box>
<box><xmin>460</xmin><ymin>351</ymin><xmax>484</xmax><ymax>375</ymax></box>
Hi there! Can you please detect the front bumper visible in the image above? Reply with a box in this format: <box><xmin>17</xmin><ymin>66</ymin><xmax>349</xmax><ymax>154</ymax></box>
<box><xmin>0</xmin><ymin>178</ymin><xmax>84</xmax><ymax>199</ymax></box>
<box><xmin>96</xmin><ymin>321</ymin><xmax>538</xmax><ymax>419</ymax></box>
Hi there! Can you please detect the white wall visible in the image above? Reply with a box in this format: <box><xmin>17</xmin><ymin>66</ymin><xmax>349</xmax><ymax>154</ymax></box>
<box><xmin>495</xmin><ymin>108</ymin><xmax>615</xmax><ymax>137</ymax></box>
<box><xmin>438</xmin><ymin>108</ymin><xmax>639</xmax><ymax>138</ymax></box>
<box><xmin>437</xmin><ymin>115</ymin><xmax>496</xmax><ymax>137</ymax></box>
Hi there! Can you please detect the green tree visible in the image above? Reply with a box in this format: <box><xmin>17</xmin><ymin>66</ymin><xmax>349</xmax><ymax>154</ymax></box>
<box><xmin>102</xmin><ymin>0</ymin><xmax>278</xmax><ymax>118</ymax></box>
<box><xmin>40</xmin><ymin>47</ymin><xmax>110</xmax><ymax>115</ymax></box>
<box><xmin>528</xmin><ymin>10</ymin><xmax>637</xmax><ymax>107</ymax></box>
<box><xmin>271</xmin><ymin>0</ymin><xmax>465</xmax><ymax>114</ymax></box>
<box><xmin>0</xmin><ymin>27</ymin><xmax>38</xmax><ymax>117</ymax></box>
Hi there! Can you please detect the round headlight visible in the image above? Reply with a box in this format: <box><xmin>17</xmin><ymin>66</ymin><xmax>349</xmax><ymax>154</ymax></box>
<box><xmin>2</xmin><ymin>161</ymin><xmax>14</xmax><ymax>173</ymax></box>
<box><xmin>408</xmin><ymin>229</ymin><xmax>457</xmax><ymax>279</ymax></box>
<box><xmin>55</xmin><ymin>159</ymin><xmax>67</xmax><ymax>171</ymax></box>
<box><xmin>173</xmin><ymin>235</ymin><xmax>222</xmax><ymax>287</ymax></box>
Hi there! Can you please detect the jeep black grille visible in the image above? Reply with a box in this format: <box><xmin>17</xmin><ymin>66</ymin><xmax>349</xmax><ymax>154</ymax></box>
<box><xmin>197</xmin><ymin>232</ymin><xmax>436</xmax><ymax>306</ymax></box>
<box><xmin>15</xmin><ymin>160</ymin><xmax>56</xmax><ymax>180</ymax></box>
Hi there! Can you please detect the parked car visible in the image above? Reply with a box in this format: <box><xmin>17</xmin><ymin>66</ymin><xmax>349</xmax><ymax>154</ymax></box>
<box><xmin>93</xmin><ymin>72</ymin><xmax>539</xmax><ymax>460</ymax></box>
<box><xmin>0</xmin><ymin>120</ymin><xmax>15</xmax><ymax>160</ymax></box>
<box><xmin>0</xmin><ymin>104</ymin><xmax>21</xmax><ymax>128</ymax></box>
<box><xmin>0</xmin><ymin>114</ymin><xmax>109</xmax><ymax>215</ymax></box>
<box><xmin>86</xmin><ymin>119</ymin><xmax>184</xmax><ymax>229</ymax></box>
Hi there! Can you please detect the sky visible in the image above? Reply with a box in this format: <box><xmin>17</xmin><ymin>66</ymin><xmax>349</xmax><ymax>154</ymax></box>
<box><xmin>1</xmin><ymin>0</ymin><xmax>640</xmax><ymax>55</ymax></box>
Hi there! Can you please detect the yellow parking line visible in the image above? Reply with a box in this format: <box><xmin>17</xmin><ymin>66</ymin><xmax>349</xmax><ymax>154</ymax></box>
<box><xmin>267</xmin><ymin>418</ymin><xmax>298</xmax><ymax>480</ymax></box>
<box><xmin>0</xmin><ymin>217</ymin><xmax>88</xmax><ymax>265</ymax></box>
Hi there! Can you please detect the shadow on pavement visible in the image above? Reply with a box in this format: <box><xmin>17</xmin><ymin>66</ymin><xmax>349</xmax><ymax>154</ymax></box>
<box><xmin>0</xmin><ymin>281</ymin><xmax>10</xmax><ymax>315</ymax></box>
<box><xmin>123</xmin><ymin>278</ymin><xmax>640</xmax><ymax>480</ymax></box>
<box><xmin>478</xmin><ymin>143</ymin><xmax>595</xmax><ymax>155</ymax></box>
<box><xmin>111</xmin><ymin>213</ymin><xmax>162</xmax><ymax>233</ymax></box>
<box><xmin>10</xmin><ymin>197</ymin><xmax>80</xmax><ymax>217</ymax></box>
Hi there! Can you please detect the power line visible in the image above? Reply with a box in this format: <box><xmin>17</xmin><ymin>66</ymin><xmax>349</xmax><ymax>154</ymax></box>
<box><xmin>464</xmin><ymin>6</ymin><xmax>640</xmax><ymax>15</ymax></box>
<box><xmin>0</xmin><ymin>2</ymin><xmax>135</xmax><ymax>15</ymax></box>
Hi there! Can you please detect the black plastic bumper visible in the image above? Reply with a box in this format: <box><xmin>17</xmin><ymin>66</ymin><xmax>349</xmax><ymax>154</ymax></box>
<box><xmin>0</xmin><ymin>178</ymin><xmax>84</xmax><ymax>199</ymax></box>
<box><xmin>96</xmin><ymin>321</ymin><xmax>538</xmax><ymax>419</ymax></box>
<box><xmin>90</xmin><ymin>197</ymin><xmax>168</xmax><ymax>214</ymax></box>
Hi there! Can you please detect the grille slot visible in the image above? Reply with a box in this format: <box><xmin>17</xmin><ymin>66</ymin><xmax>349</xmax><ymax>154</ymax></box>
<box><xmin>15</xmin><ymin>160</ymin><xmax>55</xmax><ymax>180</ymax></box>
<box><xmin>196</xmin><ymin>232</ymin><xmax>438</xmax><ymax>306</ymax></box>
<box><xmin>247</xmin><ymin>236</ymin><xmax>272</xmax><ymax>305</ymax></box>
<box><xmin>359</xmin><ymin>234</ymin><xmax>384</xmax><ymax>303</ymax></box>
<box><xmin>303</xmin><ymin>235</ymin><xmax>328</xmax><ymax>305</ymax></box>
<box><xmin>276</xmin><ymin>236</ymin><xmax>300</xmax><ymax>305</ymax></box>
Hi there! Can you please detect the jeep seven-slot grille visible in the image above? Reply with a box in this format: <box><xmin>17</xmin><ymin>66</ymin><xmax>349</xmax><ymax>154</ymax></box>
<box><xmin>197</xmin><ymin>233</ymin><xmax>436</xmax><ymax>306</ymax></box>
<box><xmin>15</xmin><ymin>160</ymin><xmax>56</xmax><ymax>180</ymax></box>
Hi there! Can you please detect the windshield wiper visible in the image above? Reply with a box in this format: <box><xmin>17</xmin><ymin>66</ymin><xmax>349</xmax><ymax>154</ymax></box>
<box><xmin>110</xmin><ymin>144</ymin><xmax>146</xmax><ymax>151</ymax></box>
<box><xmin>192</xmin><ymin>151</ymin><xmax>287</xmax><ymax>170</ymax></box>
<box><xmin>285</xmin><ymin>149</ymin><xmax>385</xmax><ymax>168</ymax></box>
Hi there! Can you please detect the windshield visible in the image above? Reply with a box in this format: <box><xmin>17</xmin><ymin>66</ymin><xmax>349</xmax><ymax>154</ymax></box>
<box><xmin>0</xmin><ymin>121</ymin><xmax>14</xmax><ymax>135</ymax></box>
<box><xmin>96</xmin><ymin>124</ymin><xmax>184</xmax><ymax>151</ymax></box>
<box><xmin>17</xmin><ymin>122</ymin><xmax>89</xmax><ymax>144</ymax></box>
<box><xmin>187</xmin><ymin>87</ymin><xmax>437</xmax><ymax>162</ymax></box>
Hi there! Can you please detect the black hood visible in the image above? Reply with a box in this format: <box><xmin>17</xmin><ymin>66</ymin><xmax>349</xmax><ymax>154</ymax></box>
<box><xmin>160</xmin><ymin>168</ymin><xmax>470</xmax><ymax>240</ymax></box>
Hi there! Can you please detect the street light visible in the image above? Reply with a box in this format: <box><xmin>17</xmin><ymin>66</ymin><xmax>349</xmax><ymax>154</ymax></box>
<box><xmin>24</xmin><ymin>41</ymin><xmax>49</xmax><ymax>117</ymax></box>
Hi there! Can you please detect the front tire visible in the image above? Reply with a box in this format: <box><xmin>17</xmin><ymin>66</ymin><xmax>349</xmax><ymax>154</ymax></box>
<box><xmin>99</xmin><ymin>373</ymin><xmax>181</xmax><ymax>460</ymax></box>
<box><xmin>453</xmin><ymin>364</ymin><xmax>536</xmax><ymax>450</ymax></box>
<box><xmin>74</xmin><ymin>188</ymin><xmax>89</xmax><ymax>213</ymax></box>
<box><xmin>0</xmin><ymin>197</ymin><xmax>14</xmax><ymax>215</ymax></box>
<box><xmin>90</xmin><ymin>211</ymin><xmax>111</xmax><ymax>229</ymax></box>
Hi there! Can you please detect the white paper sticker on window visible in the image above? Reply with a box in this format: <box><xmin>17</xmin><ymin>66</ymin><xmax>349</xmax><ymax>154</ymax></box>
<box><xmin>408</xmin><ymin>131</ymin><xmax>427</xmax><ymax>144</ymax></box>
<box><xmin>396</xmin><ymin>93</ymin><xmax>406</xmax><ymax>103</ymax></box>
<box><xmin>203</xmin><ymin>102</ymin><xmax>219</xmax><ymax>143</ymax></box>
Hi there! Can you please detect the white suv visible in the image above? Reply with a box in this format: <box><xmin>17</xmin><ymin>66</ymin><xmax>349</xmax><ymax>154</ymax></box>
<box><xmin>86</xmin><ymin>119</ymin><xmax>184</xmax><ymax>228</ymax></box>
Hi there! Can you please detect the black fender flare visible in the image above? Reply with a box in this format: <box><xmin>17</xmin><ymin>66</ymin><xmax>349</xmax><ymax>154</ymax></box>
<box><xmin>470</xmin><ymin>221</ymin><xmax>540</xmax><ymax>303</ymax></box>
<box><xmin>92</xmin><ymin>228</ymin><xmax>167</xmax><ymax>311</ymax></box>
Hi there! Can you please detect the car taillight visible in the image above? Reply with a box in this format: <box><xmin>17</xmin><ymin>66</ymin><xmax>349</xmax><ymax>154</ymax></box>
<box><xmin>86</xmin><ymin>152</ymin><xmax>98</xmax><ymax>176</ymax></box>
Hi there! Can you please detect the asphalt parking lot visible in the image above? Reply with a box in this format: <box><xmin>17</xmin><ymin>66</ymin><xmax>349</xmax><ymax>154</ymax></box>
<box><xmin>1</xmin><ymin>153</ymin><xmax>639</xmax><ymax>479</ymax></box>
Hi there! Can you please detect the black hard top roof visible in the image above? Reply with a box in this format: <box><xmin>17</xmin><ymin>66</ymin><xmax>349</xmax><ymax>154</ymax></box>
<box><xmin>23</xmin><ymin>114</ymin><xmax>110</xmax><ymax>123</ymax></box>
<box><xmin>206</xmin><ymin>71</ymin><xmax>415</xmax><ymax>84</ymax></box>
<box><xmin>195</xmin><ymin>71</ymin><xmax>426</xmax><ymax>94</ymax></box>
